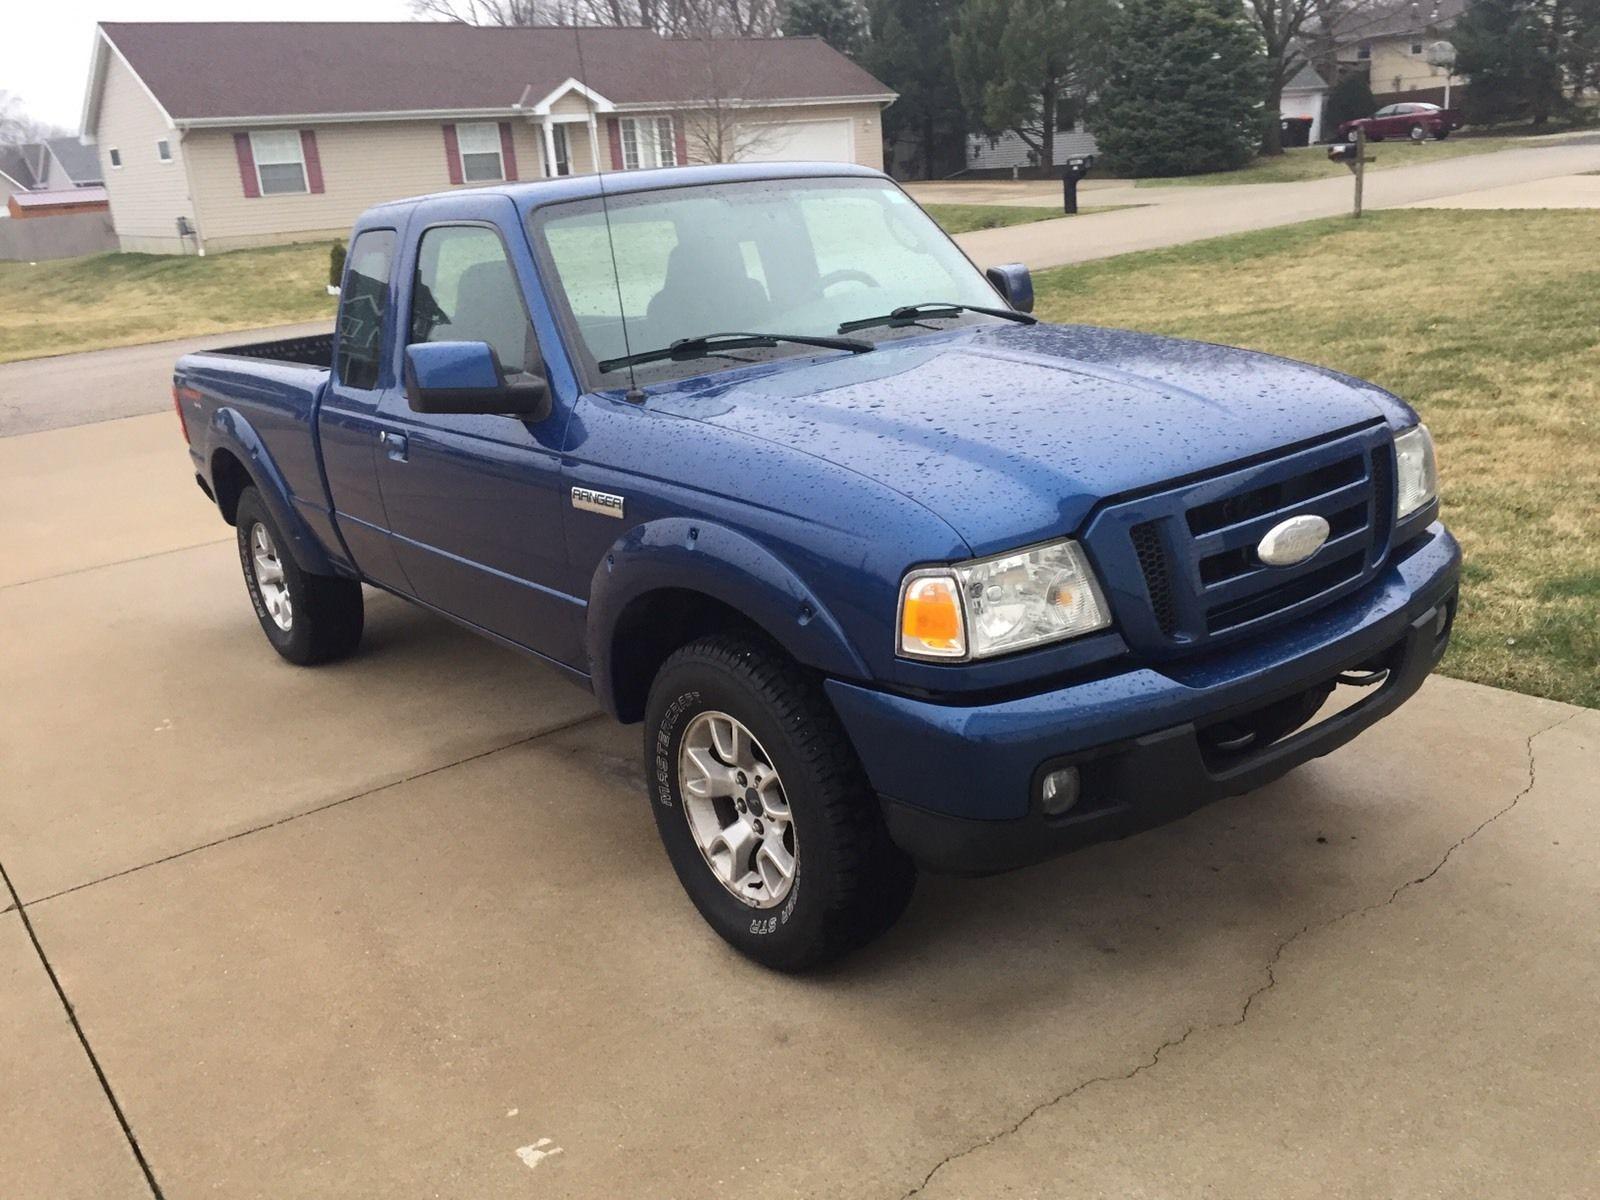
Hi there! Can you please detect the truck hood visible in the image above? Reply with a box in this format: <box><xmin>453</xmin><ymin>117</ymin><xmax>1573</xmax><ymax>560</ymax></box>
<box><xmin>648</xmin><ymin>322</ymin><xmax>1411</xmax><ymax>556</ymax></box>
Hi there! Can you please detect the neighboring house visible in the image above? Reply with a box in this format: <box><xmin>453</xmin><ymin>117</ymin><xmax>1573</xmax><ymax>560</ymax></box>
<box><xmin>78</xmin><ymin>22</ymin><xmax>896</xmax><ymax>255</ymax></box>
<box><xmin>0</xmin><ymin>138</ymin><xmax>105</xmax><ymax>216</ymax></box>
<box><xmin>963</xmin><ymin>122</ymin><xmax>1099</xmax><ymax>176</ymax></box>
<box><xmin>1329</xmin><ymin>0</ymin><xmax>1466</xmax><ymax>108</ymax></box>
<box><xmin>1280</xmin><ymin>62</ymin><xmax>1332</xmax><ymax>144</ymax></box>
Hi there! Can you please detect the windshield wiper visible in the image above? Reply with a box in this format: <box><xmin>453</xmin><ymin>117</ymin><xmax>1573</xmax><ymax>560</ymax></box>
<box><xmin>597</xmin><ymin>331</ymin><xmax>873</xmax><ymax>374</ymax></box>
<box><xmin>838</xmin><ymin>301</ymin><xmax>1037</xmax><ymax>335</ymax></box>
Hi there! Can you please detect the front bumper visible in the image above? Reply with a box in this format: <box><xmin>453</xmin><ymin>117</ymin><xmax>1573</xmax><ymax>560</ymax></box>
<box><xmin>825</xmin><ymin>524</ymin><xmax>1461</xmax><ymax>874</ymax></box>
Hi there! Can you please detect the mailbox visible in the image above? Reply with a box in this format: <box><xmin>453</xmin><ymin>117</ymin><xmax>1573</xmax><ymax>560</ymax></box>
<box><xmin>1061</xmin><ymin>154</ymin><xmax>1096</xmax><ymax>214</ymax></box>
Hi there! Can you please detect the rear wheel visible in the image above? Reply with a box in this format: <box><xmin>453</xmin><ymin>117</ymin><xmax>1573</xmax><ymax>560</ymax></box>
<box><xmin>643</xmin><ymin>634</ymin><xmax>915</xmax><ymax>971</ymax></box>
<box><xmin>235</xmin><ymin>486</ymin><xmax>363</xmax><ymax>665</ymax></box>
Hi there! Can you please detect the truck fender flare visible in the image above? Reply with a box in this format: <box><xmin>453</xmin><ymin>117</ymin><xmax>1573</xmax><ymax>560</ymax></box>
<box><xmin>586</xmin><ymin>518</ymin><xmax>870</xmax><ymax>717</ymax></box>
<box><xmin>209</xmin><ymin>406</ymin><xmax>338</xmax><ymax>577</ymax></box>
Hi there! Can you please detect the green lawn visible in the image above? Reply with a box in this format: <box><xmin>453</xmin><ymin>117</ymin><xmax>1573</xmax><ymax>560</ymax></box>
<box><xmin>920</xmin><ymin>203</ymin><xmax>1103</xmax><ymax>233</ymax></box>
<box><xmin>1032</xmin><ymin>209</ymin><xmax>1600</xmax><ymax>708</ymax></box>
<box><xmin>0</xmin><ymin>244</ymin><xmax>339</xmax><ymax>363</ymax></box>
<box><xmin>1135</xmin><ymin>135</ymin><xmax>1537</xmax><ymax>187</ymax></box>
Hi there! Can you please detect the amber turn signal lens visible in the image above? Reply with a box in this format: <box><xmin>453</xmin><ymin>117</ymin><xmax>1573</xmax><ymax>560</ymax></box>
<box><xmin>898</xmin><ymin>574</ymin><xmax>967</xmax><ymax>659</ymax></box>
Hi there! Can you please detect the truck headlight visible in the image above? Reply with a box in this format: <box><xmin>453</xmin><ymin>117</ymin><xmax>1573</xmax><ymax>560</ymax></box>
<box><xmin>1394</xmin><ymin>424</ymin><xmax>1438</xmax><ymax>520</ymax></box>
<box><xmin>897</xmin><ymin>539</ymin><xmax>1111</xmax><ymax>661</ymax></box>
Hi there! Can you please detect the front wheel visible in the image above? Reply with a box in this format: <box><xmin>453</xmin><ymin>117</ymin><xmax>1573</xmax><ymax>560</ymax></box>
<box><xmin>1409</xmin><ymin>124</ymin><xmax>1426</xmax><ymax>142</ymax></box>
<box><xmin>644</xmin><ymin>634</ymin><xmax>915</xmax><ymax>971</ymax></box>
<box><xmin>235</xmin><ymin>486</ymin><xmax>363</xmax><ymax>665</ymax></box>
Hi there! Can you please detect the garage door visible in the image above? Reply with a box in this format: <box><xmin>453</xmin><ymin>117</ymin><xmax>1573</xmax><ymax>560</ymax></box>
<box><xmin>735</xmin><ymin>119</ymin><xmax>854</xmax><ymax>164</ymax></box>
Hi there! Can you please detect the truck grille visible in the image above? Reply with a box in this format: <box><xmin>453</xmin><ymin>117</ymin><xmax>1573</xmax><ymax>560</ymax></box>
<box><xmin>1085</xmin><ymin>426</ymin><xmax>1397</xmax><ymax>655</ymax></box>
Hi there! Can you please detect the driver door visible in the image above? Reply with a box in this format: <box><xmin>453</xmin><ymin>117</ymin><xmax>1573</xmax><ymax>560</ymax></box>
<box><xmin>373</xmin><ymin>212</ymin><xmax>580</xmax><ymax>667</ymax></box>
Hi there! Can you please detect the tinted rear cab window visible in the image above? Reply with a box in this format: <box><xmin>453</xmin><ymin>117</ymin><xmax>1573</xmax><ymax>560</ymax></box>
<box><xmin>335</xmin><ymin>229</ymin><xmax>395</xmax><ymax>391</ymax></box>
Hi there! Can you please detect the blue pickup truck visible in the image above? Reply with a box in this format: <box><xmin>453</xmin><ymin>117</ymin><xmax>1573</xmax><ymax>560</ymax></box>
<box><xmin>175</xmin><ymin>163</ymin><xmax>1457</xmax><ymax>970</ymax></box>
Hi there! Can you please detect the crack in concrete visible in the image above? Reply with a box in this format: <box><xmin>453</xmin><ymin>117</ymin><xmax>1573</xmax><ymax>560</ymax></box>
<box><xmin>898</xmin><ymin>710</ymin><xmax>1579</xmax><ymax>1199</ymax></box>
<box><xmin>25</xmin><ymin>710</ymin><xmax>603</xmax><ymax>910</ymax></box>
<box><xmin>0</xmin><ymin>858</ymin><xmax>168</xmax><ymax>1199</ymax></box>
<box><xmin>0</xmin><ymin>538</ymin><xmax>232</xmax><ymax>592</ymax></box>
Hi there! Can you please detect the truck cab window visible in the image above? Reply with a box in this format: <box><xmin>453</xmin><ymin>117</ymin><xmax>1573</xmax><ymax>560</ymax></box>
<box><xmin>335</xmin><ymin>229</ymin><xmax>395</xmax><ymax>391</ymax></box>
<box><xmin>410</xmin><ymin>225</ymin><xmax>536</xmax><ymax>376</ymax></box>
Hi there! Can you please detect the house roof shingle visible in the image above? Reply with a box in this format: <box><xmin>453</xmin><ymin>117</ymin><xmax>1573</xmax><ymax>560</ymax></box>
<box><xmin>45</xmin><ymin>137</ymin><xmax>103</xmax><ymax>184</ymax></box>
<box><xmin>0</xmin><ymin>144</ymin><xmax>40</xmax><ymax>189</ymax></box>
<box><xmin>97</xmin><ymin>22</ymin><xmax>894</xmax><ymax>124</ymax></box>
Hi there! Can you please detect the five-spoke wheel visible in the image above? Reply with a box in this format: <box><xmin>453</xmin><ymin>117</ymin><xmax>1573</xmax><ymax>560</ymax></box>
<box><xmin>679</xmin><ymin>711</ymin><xmax>797</xmax><ymax>908</ymax></box>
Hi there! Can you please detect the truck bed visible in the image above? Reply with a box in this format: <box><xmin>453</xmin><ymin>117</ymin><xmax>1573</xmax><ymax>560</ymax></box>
<box><xmin>208</xmin><ymin>332</ymin><xmax>335</xmax><ymax>367</ymax></box>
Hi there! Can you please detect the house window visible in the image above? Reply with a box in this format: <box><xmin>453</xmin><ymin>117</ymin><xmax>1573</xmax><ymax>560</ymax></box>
<box><xmin>1411</xmin><ymin>42</ymin><xmax>1424</xmax><ymax>54</ymax></box>
<box><xmin>108</xmin><ymin>147</ymin><xmax>122</xmax><ymax>168</ymax></box>
<box><xmin>1357</xmin><ymin>43</ymin><xmax>1372</xmax><ymax>60</ymax></box>
<box><xmin>620</xmin><ymin>117</ymin><xmax>677</xmax><ymax>170</ymax></box>
<box><xmin>157</xmin><ymin>139</ymin><xmax>172</xmax><ymax>162</ymax></box>
<box><xmin>457</xmin><ymin>122</ymin><xmax>505</xmax><ymax>182</ymax></box>
<box><xmin>250</xmin><ymin>130</ymin><xmax>308</xmax><ymax>195</ymax></box>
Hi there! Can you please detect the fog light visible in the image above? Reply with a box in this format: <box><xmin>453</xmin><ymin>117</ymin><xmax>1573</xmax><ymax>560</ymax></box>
<box><xmin>1040</xmin><ymin>766</ymin><xmax>1081</xmax><ymax>816</ymax></box>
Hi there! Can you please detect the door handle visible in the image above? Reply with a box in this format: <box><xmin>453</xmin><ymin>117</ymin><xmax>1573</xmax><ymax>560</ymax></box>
<box><xmin>378</xmin><ymin>430</ymin><xmax>408</xmax><ymax>462</ymax></box>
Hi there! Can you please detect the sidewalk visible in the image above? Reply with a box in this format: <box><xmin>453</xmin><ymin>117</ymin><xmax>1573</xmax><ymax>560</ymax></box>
<box><xmin>945</xmin><ymin>133</ymin><xmax>1600</xmax><ymax>269</ymax></box>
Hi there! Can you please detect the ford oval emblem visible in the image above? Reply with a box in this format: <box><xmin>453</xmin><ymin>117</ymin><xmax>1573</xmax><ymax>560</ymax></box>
<box><xmin>1257</xmin><ymin>514</ymin><xmax>1330</xmax><ymax>567</ymax></box>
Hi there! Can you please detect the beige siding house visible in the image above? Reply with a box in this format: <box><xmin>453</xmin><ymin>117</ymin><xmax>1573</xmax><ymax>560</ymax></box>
<box><xmin>80</xmin><ymin>22</ymin><xmax>896</xmax><ymax>255</ymax></box>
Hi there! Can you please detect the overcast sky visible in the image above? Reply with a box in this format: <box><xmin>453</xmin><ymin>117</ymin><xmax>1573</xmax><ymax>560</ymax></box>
<box><xmin>4</xmin><ymin>0</ymin><xmax>417</xmax><ymax>133</ymax></box>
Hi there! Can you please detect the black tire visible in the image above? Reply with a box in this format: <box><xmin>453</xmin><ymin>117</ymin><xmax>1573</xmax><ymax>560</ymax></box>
<box><xmin>235</xmin><ymin>486</ymin><xmax>363</xmax><ymax>666</ymax></box>
<box><xmin>1435</xmin><ymin>128</ymin><xmax>1450</xmax><ymax>140</ymax></box>
<box><xmin>643</xmin><ymin>634</ymin><xmax>915</xmax><ymax>972</ymax></box>
<box><xmin>1409</xmin><ymin>124</ymin><xmax>1426</xmax><ymax>142</ymax></box>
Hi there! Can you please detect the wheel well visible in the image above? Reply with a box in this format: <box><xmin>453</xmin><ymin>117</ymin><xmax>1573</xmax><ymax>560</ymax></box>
<box><xmin>607</xmin><ymin>588</ymin><xmax>770</xmax><ymax>724</ymax></box>
<box><xmin>210</xmin><ymin>449</ymin><xmax>253</xmax><ymax>525</ymax></box>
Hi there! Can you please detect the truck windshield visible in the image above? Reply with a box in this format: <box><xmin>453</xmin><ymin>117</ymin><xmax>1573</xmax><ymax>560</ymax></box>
<box><xmin>527</xmin><ymin>176</ymin><xmax>1006</xmax><ymax>384</ymax></box>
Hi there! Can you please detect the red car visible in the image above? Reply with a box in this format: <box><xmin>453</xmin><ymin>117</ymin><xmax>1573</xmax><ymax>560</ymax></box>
<box><xmin>1338</xmin><ymin>102</ymin><xmax>1463</xmax><ymax>143</ymax></box>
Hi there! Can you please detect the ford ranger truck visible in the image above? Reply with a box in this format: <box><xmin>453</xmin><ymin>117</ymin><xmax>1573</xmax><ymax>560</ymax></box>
<box><xmin>173</xmin><ymin>163</ymin><xmax>1459</xmax><ymax>971</ymax></box>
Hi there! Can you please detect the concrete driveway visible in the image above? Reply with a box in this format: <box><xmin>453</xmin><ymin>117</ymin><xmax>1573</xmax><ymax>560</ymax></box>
<box><xmin>3</xmin><ymin>392</ymin><xmax>1597</xmax><ymax>1196</ymax></box>
<box><xmin>909</xmin><ymin>132</ymin><xmax>1600</xmax><ymax>269</ymax></box>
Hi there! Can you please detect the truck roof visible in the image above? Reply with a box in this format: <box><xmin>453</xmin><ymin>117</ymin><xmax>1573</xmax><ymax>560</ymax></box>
<box><xmin>362</xmin><ymin>161</ymin><xmax>888</xmax><ymax>219</ymax></box>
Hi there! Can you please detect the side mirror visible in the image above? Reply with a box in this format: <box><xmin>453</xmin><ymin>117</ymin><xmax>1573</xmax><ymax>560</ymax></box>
<box><xmin>404</xmin><ymin>341</ymin><xmax>550</xmax><ymax>420</ymax></box>
<box><xmin>985</xmin><ymin>263</ymin><xmax>1034</xmax><ymax>314</ymax></box>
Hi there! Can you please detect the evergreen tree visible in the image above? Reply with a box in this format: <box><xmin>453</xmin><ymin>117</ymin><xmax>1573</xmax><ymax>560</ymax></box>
<box><xmin>951</xmin><ymin>0</ymin><xmax>1114</xmax><ymax>172</ymax></box>
<box><xmin>784</xmin><ymin>0</ymin><xmax>867</xmax><ymax>57</ymax></box>
<box><xmin>1092</xmin><ymin>0</ymin><xmax>1265</xmax><ymax>177</ymax></box>
<box><xmin>1325</xmin><ymin>71</ymin><xmax>1376</xmax><ymax>133</ymax></box>
<box><xmin>1455</xmin><ymin>0</ymin><xmax>1572</xmax><ymax>126</ymax></box>
<box><xmin>863</xmin><ymin>0</ymin><xmax>969</xmax><ymax>177</ymax></box>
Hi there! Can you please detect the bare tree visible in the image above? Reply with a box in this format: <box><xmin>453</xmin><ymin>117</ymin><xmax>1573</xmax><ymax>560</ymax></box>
<box><xmin>0</xmin><ymin>91</ymin><xmax>59</xmax><ymax>146</ymax></box>
<box><xmin>410</xmin><ymin>0</ymin><xmax>783</xmax><ymax>34</ymax></box>
<box><xmin>674</xmin><ymin>33</ymin><xmax>789</xmax><ymax>161</ymax></box>
<box><xmin>1249</xmin><ymin>0</ymin><xmax>1383</xmax><ymax>155</ymax></box>
<box><xmin>410</xmin><ymin>0</ymin><xmax>558</xmax><ymax>22</ymax></box>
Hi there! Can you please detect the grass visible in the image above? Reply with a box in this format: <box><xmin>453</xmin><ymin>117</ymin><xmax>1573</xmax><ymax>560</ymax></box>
<box><xmin>1135</xmin><ymin>135</ymin><xmax>1539</xmax><ymax>187</ymax></box>
<box><xmin>0</xmin><ymin>243</ymin><xmax>338</xmax><ymax>363</ymax></box>
<box><xmin>920</xmin><ymin>203</ymin><xmax>1110</xmax><ymax>233</ymax></box>
<box><xmin>1031</xmin><ymin>209</ymin><xmax>1600</xmax><ymax>708</ymax></box>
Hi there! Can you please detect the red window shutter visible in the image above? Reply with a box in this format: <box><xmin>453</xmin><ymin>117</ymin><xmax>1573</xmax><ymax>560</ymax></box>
<box><xmin>233</xmin><ymin>132</ymin><xmax>260</xmax><ymax>198</ymax></box>
<box><xmin>607</xmin><ymin>118</ymin><xmax>624</xmax><ymax>170</ymax></box>
<box><xmin>673</xmin><ymin>118</ymin><xmax>688</xmax><ymax>166</ymax></box>
<box><xmin>442</xmin><ymin>124</ymin><xmax>463</xmax><ymax>185</ymax></box>
<box><xmin>498</xmin><ymin>122</ymin><xmax>519</xmax><ymax>181</ymax></box>
<box><xmin>300</xmin><ymin>130</ymin><xmax>325</xmax><ymax>194</ymax></box>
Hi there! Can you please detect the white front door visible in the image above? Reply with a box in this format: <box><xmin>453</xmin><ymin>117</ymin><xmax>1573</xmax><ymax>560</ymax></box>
<box><xmin>735</xmin><ymin>118</ymin><xmax>854</xmax><ymax>164</ymax></box>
